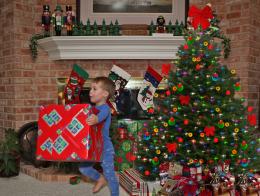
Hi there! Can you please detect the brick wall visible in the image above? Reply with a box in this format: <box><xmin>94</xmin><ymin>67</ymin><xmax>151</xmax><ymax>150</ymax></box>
<box><xmin>0</xmin><ymin>0</ymin><xmax>259</xmax><ymax>140</ymax></box>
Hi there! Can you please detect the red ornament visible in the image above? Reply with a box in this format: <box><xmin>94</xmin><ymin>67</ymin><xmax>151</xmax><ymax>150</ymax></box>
<box><xmin>247</xmin><ymin>106</ymin><xmax>254</xmax><ymax>112</ymax></box>
<box><xmin>184</xmin><ymin>44</ymin><xmax>189</xmax><ymax>50</ymax></box>
<box><xmin>208</xmin><ymin>44</ymin><xmax>213</xmax><ymax>50</ymax></box>
<box><xmin>177</xmin><ymin>83</ymin><xmax>183</xmax><ymax>88</ymax></box>
<box><xmin>170</xmin><ymin>117</ymin><xmax>175</xmax><ymax>122</ymax></box>
<box><xmin>153</xmin><ymin>157</ymin><xmax>159</xmax><ymax>162</ymax></box>
<box><xmin>241</xmin><ymin>141</ymin><xmax>247</xmax><ymax>146</ymax></box>
<box><xmin>213</xmin><ymin>137</ymin><xmax>219</xmax><ymax>143</ymax></box>
<box><xmin>247</xmin><ymin>114</ymin><xmax>257</xmax><ymax>126</ymax></box>
<box><xmin>184</xmin><ymin>119</ymin><xmax>189</xmax><ymax>125</ymax></box>
<box><xmin>178</xmin><ymin>137</ymin><xmax>184</xmax><ymax>143</ymax></box>
<box><xmin>179</xmin><ymin>95</ymin><xmax>191</xmax><ymax>105</ymax></box>
<box><xmin>196</xmin><ymin>64</ymin><xmax>201</xmax><ymax>70</ymax></box>
<box><xmin>226</xmin><ymin>90</ymin><xmax>231</xmax><ymax>95</ymax></box>
<box><xmin>126</xmin><ymin>152</ymin><xmax>136</xmax><ymax>162</ymax></box>
<box><xmin>188</xmin><ymin>5</ymin><xmax>213</xmax><ymax>30</ymax></box>
<box><xmin>144</xmin><ymin>170</ymin><xmax>150</xmax><ymax>176</ymax></box>
<box><xmin>166</xmin><ymin>142</ymin><xmax>177</xmax><ymax>153</ymax></box>
<box><xmin>204</xmin><ymin>126</ymin><xmax>215</xmax><ymax>137</ymax></box>
<box><xmin>166</xmin><ymin>90</ymin><xmax>171</xmax><ymax>96</ymax></box>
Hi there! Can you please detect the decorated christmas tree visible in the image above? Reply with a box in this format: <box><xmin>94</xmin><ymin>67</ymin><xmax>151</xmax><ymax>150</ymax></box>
<box><xmin>135</xmin><ymin>4</ymin><xmax>259</xmax><ymax>181</ymax></box>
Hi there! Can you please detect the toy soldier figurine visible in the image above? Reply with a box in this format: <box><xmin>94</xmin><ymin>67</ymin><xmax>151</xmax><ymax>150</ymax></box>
<box><xmin>64</xmin><ymin>5</ymin><xmax>76</xmax><ymax>36</ymax></box>
<box><xmin>51</xmin><ymin>5</ymin><xmax>63</xmax><ymax>36</ymax></box>
<box><xmin>156</xmin><ymin>15</ymin><xmax>166</xmax><ymax>33</ymax></box>
<box><xmin>42</xmin><ymin>5</ymin><xmax>51</xmax><ymax>34</ymax></box>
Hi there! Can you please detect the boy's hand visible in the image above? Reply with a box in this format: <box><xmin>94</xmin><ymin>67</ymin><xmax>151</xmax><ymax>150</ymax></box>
<box><xmin>87</xmin><ymin>114</ymin><xmax>98</xmax><ymax>126</ymax></box>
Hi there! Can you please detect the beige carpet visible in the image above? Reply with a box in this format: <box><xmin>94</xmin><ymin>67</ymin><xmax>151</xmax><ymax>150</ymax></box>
<box><xmin>0</xmin><ymin>173</ymin><xmax>129</xmax><ymax>196</ymax></box>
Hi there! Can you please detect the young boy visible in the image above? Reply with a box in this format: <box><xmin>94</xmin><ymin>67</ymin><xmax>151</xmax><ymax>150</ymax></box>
<box><xmin>79</xmin><ymin>77</ymin><xmax>119</xmax><ymax>196</ymax></box>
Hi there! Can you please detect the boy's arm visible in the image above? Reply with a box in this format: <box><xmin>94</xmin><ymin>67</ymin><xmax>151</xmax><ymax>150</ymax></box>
<box><xmin>96</xmin><ymin>107</ymin><xmax>110</xmax><ymax>123</ymax></box>
<box><xmin>87</xmin><ymin>106</ymin><xmax>110</xmax><ymax>125</ymax></box>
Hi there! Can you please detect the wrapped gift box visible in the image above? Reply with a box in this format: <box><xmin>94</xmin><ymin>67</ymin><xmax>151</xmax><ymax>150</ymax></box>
<box><xmin>36</xmin><ymin>104</ymin><xmax>103</xmax><ymax>162</ymax></box>
<box><xmin>111</xmin><ymin>119</ymin><xmax>147</xmax><ymax>171</ymax></box>
<box><xmin>119</xmin><ymin>168</ymin><xmax>149</xmax><ymax>196</ymax></box>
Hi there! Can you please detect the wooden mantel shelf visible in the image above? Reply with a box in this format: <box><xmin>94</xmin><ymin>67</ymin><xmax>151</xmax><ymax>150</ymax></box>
<box><xmin>38</xmin><ymin>36</ymin><xmax>184</xmax><ymax>60</ymax></box>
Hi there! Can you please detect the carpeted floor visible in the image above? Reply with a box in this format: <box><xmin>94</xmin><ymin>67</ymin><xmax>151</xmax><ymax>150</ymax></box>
<box><xmin>0</xmin><ymin>173</ymin><xmax>129</xmax><ymax>196</ymax></box>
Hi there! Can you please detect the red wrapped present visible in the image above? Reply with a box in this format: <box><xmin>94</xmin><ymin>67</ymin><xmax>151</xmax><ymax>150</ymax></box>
<box><xmin>36</xmin><ymin>104</ymin><xmax>103</xmax><ymax>162</ymax></box>
<box><xmin>182</xmin><ymin>165</ymin><xmax>202</xmax><ymax>181</ymax></box>
<box><xmin>172</xmin><ymin>175</ymin><xmax>200</xmax><ymax>196</ymax></box>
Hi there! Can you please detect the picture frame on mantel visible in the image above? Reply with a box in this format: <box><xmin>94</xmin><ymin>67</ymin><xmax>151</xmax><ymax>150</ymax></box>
<box><xmin>76</xmin><ymin>0</ymin><xmax>189</xmax><ymax>25</ymax></box>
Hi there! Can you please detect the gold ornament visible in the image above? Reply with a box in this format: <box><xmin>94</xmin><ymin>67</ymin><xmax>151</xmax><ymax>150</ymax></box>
<box><xmin>163</xmin><ymin>122</ymin><xmax>168</xmax><ymax>127</ymax></box>
<box><xmin>225</xmin><ymin>122</ymin><xmax>230</xmax><ymax>127</ymax></box>
<box><xmin>231</xmin><ymin>69</ymin><xmax>236</xmax><ymax>74</ymax></box>
<box><xmin>154</xmin><ymin>128</ymin><xmax>159</xmax><ymax>133</ymax></box>
<box><xmin>156</xmin><ymin>150</ymin><xmax>161</xmax><ymax>154</ymax></box>
<box><xmin>215</xmin><ymin>108</ymin><xmax>220</xmax><ymax>112</ymax></box>
<box><xmin>203</xmin><ymin>41</ymin><xmax>208</xmax><ymax>46</ymax></box>
<box><xmin>234</xmin><ymin>128</ymin><xmax>239</xmax><ymax>133</ymax></box>
<box><xmin>188</xmin><ymin>132</ymin><xmax>193</xmax><ymax>137</ymax></box>
<box><xmin>154</xmin><ymin>93</ymin><xmax>158</xmax><ymax>97</ymax></box>
<box><xmin>216</xmin><ymin>86</ymin><xmax>221</xmax><ymax>91</ymax></box>
<box><xmin>232</xmin><ymin>149</ymin><xmax>237</xmax><ymax>155</ymax></box>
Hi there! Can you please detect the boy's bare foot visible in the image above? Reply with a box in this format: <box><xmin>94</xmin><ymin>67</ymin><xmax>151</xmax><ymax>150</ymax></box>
<box><xmin>93</xmin><ymin>175</ymin><xmax>107</xmax><ymax>193</ymax></box>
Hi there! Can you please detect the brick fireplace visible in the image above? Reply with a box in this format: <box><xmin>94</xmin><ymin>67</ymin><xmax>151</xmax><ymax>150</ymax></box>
<box><xmin>0</xmin><ymin>0</ymin><xmax>259</xmax><ymax>141</ymax></box>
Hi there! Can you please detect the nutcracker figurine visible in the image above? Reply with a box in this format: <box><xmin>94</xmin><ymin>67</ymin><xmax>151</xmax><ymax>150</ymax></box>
<box><xmin>156</xmin><ymin>15</ymin><xmax>166</xmax><ymax>33</ymax></box>
<box><xmin>42</xmin><ymin>5</ymin><xmax>51</xmax><ymax>34</ymax></box>
<box><xmin>51</xmin><ymin>5</ymin><xmax>63</xmax><ymax>36</ymax></box>
<box><xmin>64</xmin><ymin>5</ymin><xmax>76</xmax><ymax>36</ymax></box>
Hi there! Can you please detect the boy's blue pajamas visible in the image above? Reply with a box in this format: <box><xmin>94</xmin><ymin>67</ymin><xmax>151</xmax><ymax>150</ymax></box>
<box><xmin>79</xmin><ymin>104</ymin><xmax>119</xmax><ymax>196</ymax></box>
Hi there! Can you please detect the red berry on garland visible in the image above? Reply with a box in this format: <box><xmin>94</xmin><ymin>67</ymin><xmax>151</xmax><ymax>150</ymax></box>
<box><xmin>144</xmin><ymin>170</ymin><xmax>150</xmax><ymax>176</ymax></box>
<box><xmin>166</xmin><ymin>90</ymin><xmax>171</xmax><ymax>96</ymax></box>
<box><xmin>178</xmin><ymin>137</ymin><xmax>183</xmax><ymax>143</ymax></box>
<box><xmin>184</xmin><ymin>119</ymin><xmax>189</xmax><ymax>125</ymax></box>
<box><xmin>226</xmin><ymin>90</ymin><xmax>231</xmax><ymax>95</ymax></box>
<box><xmin>208</xmin><ymin>44</ymin><xmax>213</xmax><ymax>50</ymax></box>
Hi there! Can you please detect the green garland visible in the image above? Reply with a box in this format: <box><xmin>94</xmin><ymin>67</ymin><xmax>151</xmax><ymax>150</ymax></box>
<box><xmin>29</xmin><ymin>33</ymin><xmax>50</xmax><ymax>59</ymax></box>
<box><xmin>208</xmin><ymin>12</ymin><xmax>231</xmax><ymax>58</ymax></box>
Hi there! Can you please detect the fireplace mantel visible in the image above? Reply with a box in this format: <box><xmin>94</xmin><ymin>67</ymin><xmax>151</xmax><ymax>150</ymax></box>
<box><xmin>38</xmin><ymin>36</ymin><xmax>184</xmax><ymax>60</ymax></box>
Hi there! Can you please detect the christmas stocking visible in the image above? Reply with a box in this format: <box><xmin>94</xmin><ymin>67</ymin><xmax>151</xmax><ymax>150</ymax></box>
<box><xmin>64</xmin><ymin>64</ymin><xmax>89</xmax><ymax>104</ymax></box>
<box><xmin>137</xmin><ymin>66</ymin><xmax>163</xmax><ymax>111</ymax></box>
<box><xmin>107</xmin><ymin>65</ymin><xmax>131</xmax><ymax>115</ymax></box>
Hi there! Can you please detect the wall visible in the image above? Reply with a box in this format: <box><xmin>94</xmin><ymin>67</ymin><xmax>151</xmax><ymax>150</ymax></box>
<box><xmin>0</xmin><ymin>0</ymin><xmax>259</xmax><ymax>139</ymax></box>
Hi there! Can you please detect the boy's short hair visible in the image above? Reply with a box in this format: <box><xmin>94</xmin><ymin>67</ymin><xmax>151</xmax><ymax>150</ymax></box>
<box><xmin>93</xmin><ymin>77</ymin><xmax>115</xmax><ymax>99</ymax></box>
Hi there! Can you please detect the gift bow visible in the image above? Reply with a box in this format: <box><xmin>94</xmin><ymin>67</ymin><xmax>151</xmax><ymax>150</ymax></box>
<box><xmin>179</xmin><ymin>95</ymin><xmax>190</xmax><ymax>105</ymax></box>
<box><xmin>204</xmin><ymin>126</ymin><xmax>215</xmax><ymax>137</ymax></box>
<box><xmin>188</xmin><ymin>5</ymin><xmax>213</xmax><ymax>30</ymax></box>
<box><xmin>166</xmin><ymin>142</ymin><xmax>177</xmax><ymax>153</ymax></box>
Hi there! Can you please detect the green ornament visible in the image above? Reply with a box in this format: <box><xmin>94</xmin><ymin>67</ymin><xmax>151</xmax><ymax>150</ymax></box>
<box><xmin>151</xmin><ymin>159</ymin><xmax>160</xmax><ymax>166</ymax></box>
<box><xmin>241</xmin><ymin>143</ymin><xmax>248</xmax><ymax>150</ymax></box>
<box><xmin>122</xmin><ymin>140</ymin><xmax>131</xmax><ymax>152</ymax></box>
<box><xmin>218</xmin><ymin>123</ymin><xmax>225</xmax><ymax>129</ymax></box>
<box><xmin>177</xmin><ymin>85</ymin><xmax>184</xmax><ymax>92</ymax></box>
<box><xmin>235</xmin><ymin>86</ymin><xmax>241</xmax><ymax>91</ymax></box>
<box><xmin>168</xmin><ymin>119</ymin><xmax>175</xmax><ymax>126</ymax></box>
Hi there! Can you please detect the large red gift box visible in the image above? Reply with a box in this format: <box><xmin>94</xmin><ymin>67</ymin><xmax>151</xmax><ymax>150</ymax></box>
<box><xmin>36</xmin><ymin>104</ymin><xmax>103</xmax><ymax>162</ymax></box>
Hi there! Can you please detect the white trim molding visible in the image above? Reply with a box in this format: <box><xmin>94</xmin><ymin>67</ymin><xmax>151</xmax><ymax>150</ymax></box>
<box><xmin>38</xmin><ymin>36</ymin><xmax>184</xmax><ymax>60</ymax></box>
